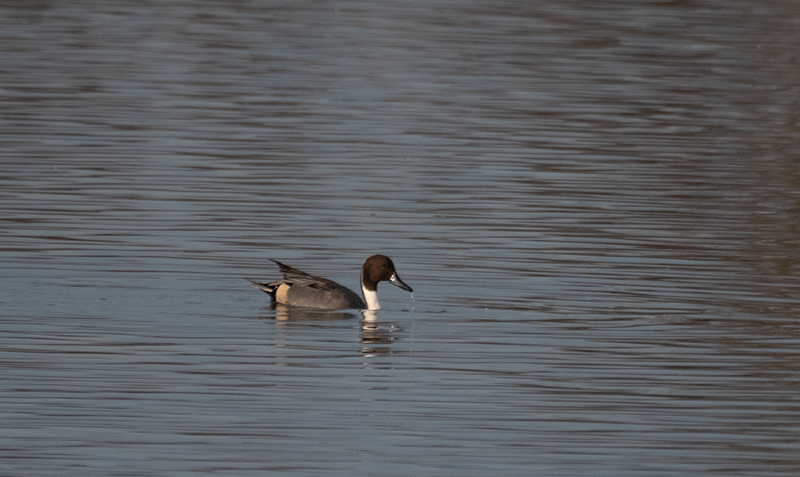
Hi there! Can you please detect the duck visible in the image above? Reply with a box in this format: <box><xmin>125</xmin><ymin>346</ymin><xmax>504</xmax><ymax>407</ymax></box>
<box><xmin>249</xmin><ymin>255</ymin><xmax>413</xmax><ymax>310</ymax></box>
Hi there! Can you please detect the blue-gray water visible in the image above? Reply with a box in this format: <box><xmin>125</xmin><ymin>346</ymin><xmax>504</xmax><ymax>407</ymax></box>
<box><xmin>2</xmin><ymin>1</ymin><xmax>800</xmax><ymax>475</ymax></box>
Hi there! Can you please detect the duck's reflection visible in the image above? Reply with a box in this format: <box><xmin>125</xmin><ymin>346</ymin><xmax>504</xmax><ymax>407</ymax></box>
<box><xmin>359</xmin><ymin>309</ymin><xmax>399</xmax><ymax>346</ymax></box>
<box><xmin>273</xmin><ymin>304</ymin><xmax>358</xmax><ymax>321</ymax></box>
<box><xmin>260</xmin><ymin>305</ymin><xmax>401</xmax><ymax>353</ymax></box>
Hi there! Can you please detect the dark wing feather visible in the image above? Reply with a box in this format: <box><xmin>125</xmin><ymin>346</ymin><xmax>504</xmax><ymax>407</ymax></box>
<box><xmin>270</xmin><ymin>259</ymin><xmax>341</xmax><ymax>290</ymax></box>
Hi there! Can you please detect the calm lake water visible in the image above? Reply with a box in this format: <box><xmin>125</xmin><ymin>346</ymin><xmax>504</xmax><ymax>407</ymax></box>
<box><xmin>2</xmin><ymin>0</ymin><xmax>800</xmax><ymax>475</ymax></box>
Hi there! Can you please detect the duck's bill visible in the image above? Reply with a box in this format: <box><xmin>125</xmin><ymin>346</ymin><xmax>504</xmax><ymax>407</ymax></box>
<box><xmin>389</xmin><ymin>273</ymin><xmax>413</xmax><ymax>292</ymax></box>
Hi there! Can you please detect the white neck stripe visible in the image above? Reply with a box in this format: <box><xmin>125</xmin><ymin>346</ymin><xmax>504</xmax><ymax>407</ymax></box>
<box><xmin>362</xmin><ymin>285</ymin><xmax>381</xmax><ymax>310</ymax></box>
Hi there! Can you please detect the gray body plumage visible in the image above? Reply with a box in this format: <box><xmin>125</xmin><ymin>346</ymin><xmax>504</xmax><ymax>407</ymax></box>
<box><xmin>249</xmin><ymin>260</ymin><xmax>366</xmax><ymax>310</ymax></box>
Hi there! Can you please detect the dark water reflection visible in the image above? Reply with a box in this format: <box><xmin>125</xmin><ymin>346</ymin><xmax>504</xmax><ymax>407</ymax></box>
<box><xmin>2</xmin><ymin>0</ymin><xmax>800</xmax><ymax>475</ymax></box>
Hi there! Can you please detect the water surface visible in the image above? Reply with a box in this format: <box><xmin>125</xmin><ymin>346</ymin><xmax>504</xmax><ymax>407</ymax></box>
<box><xmin>2</xmin><ymin>0</ymin><xmax>800</xmax><ymax>475</ymax></box>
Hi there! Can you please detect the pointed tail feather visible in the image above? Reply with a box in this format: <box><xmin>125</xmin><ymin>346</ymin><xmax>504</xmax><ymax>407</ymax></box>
<box><xmin>247</xmin><ymin>279</ymin><xmax>280</xmax><ymax>300</ymax></box>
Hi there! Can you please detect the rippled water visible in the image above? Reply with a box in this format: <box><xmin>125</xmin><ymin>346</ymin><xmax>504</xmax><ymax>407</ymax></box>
<box><xmin>2</xmin><ymin>0</ymin><xmax>800</xmax><ymax>475</ymax></box>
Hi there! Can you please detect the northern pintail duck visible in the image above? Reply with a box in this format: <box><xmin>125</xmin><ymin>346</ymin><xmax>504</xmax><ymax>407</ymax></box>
<box><xmin>249</xmin><ymin>255</ymin><xmax>413</xmax><ymax>310</ymax></box>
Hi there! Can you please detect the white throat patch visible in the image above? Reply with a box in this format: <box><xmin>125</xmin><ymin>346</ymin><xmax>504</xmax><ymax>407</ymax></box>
<box><xmin>362</xmin><ymin>285</ymin><xmax>381</xmax><ymax>310</ymax></box>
